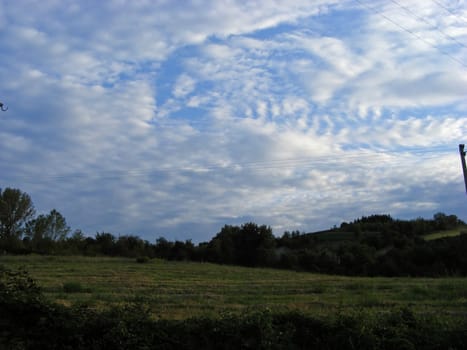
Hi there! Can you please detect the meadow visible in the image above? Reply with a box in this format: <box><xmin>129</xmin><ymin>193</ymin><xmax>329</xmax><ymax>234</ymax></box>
<box><xmin>1</xmin><ymin>254</ymin><xmax>467</xmax><ymax>320</ymax></box>
<box><xmin>423</xmin><ymin>226</ymin><xmax>467</xmax><ymax>241</ymax></box>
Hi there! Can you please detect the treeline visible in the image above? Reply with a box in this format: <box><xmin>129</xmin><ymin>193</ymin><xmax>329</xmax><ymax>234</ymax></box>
<box><xmin>274</xmin><ymin>214</ymin><xmax>467</xmax><ymax>276</ymax></box>
<box><xmin>2</xmin><ymin>187</ymin><xmax>467</xmax><ymax>276</ymax></box>
<box><xmin>2</xmin><ymin>266</ymin><xmax>467</xmax><ymax>349</ymax></box>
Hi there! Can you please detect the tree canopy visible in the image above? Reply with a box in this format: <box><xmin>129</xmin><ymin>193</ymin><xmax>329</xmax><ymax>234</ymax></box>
<box><xmin>1</xmin><ymin>186</ymin><xmax>466</xmax><ymax>277</ymax></box>
<box><xmin>0</xmin><ymin>188</ymin><xmax>35</xmax><ymax>240</ymax></box>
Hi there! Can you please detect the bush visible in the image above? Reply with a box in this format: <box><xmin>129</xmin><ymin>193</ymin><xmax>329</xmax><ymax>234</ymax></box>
<box><xmin>136</xmin><ymin>256</ymin><xmax>150</xmax><ymax>264</ymax></box>
<box><xmin>63</xmin><ymin>281</ymin><xmax>86</xmax><ymax>293</ymax></box>
<box><xmin>2</xmin><ymin>267</ymin><xmax>467</xmax><ymax>349</ymax></box>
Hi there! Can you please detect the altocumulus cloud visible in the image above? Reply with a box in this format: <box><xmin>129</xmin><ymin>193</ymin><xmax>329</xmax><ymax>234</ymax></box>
<box><xmin>0</xmin><ymin>0</ymin><xmax>466</xmax><ymax>242</ymax></box>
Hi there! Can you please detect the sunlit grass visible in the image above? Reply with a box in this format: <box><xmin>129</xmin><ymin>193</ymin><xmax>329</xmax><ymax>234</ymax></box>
<box><xmin>423</xmin><ymin>226</ymin><xmax>467</xmax><ymax>241</ymax></box>
<box><xmin>2</xmin><ymin>255</ymin><xmax>467</xmax><ymax>319</ymax></box>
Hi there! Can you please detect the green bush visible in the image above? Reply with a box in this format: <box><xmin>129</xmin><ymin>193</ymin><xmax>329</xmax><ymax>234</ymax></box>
<box><xmin>136</xmin><ymin>256</ymin><xmax>150</xmax><ymax>264</ymax></box>
<box><xmin>63</xmin><ymin>281</ymin><xmax>86</xmax><ymax>293</ymax></box>
<box><xmin>2</xmin><ymin>266</ymin><xmax>467</xmax><ymax>349</ymax></box>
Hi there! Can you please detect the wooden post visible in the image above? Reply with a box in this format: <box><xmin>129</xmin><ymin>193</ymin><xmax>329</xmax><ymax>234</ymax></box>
<box><xmin>460</xmin><ymin>144</ymin><xmax>467</xmax><ymax>194</ymax></box>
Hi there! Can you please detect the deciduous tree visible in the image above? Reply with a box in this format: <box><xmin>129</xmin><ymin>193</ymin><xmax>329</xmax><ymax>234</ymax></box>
<box><xmin>25</xmin><ymin>209</ymin><xmax>70</xmax><ymax>246</ymax></box>
<box><xmin>0</xmin><ymin>188</ymin><xmax>35</xmax><ymax>240</ymax></box>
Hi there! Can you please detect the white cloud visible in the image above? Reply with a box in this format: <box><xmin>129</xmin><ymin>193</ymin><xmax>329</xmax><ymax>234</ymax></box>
<box><xmin>173</xmin><ymin>74</ymin><xmax>196</xmax><ymax>98</ymax></box>
<box><xmin>0</xmin><ymin>0</ymin><xmax>466</xmax><ymax>241</ymax></box>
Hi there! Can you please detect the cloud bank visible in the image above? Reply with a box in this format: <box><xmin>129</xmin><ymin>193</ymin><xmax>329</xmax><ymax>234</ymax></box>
<box><xmin>1</xmin><ymin>0</ymin><xmax>466</xmax><ymax>241</ymax></box>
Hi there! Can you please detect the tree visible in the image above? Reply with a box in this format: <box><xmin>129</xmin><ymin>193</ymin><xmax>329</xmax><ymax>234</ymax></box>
<box><xmin>206</xmin><ymin>225</ymin><xmax>238</xmax><ymax>264</ymax></box>
<box><xmin>95</xmin><ymin>232</ymin><xmax>116</xmax><ymax>255</ymax></box>
<box><xmin>25</xmin><ymin>209</ymin><xmax>70</xmax><ymax>242</ymax></box>
<box><xmin>236</xmin><ymin>223</ymin><xmax>275</xmax><ymax>267</ymax></box>
<box><xmin>65</xmin><ymin>229</ymin><xmax>87</xmax><ymax>254</ymax></box>
<box><xmin>154</xmin><ymin>237</ymin><xmax>174</xmax><ymax>259</ymax></box>
<box><xmin>24</xmin><ymin>209</ymin><xmax>70</xmax><ymax>253</ymax></box>
<box><xmin>115</xmin><ymin>235</ymin><xmax>145</xmax><ymax>257</ymax></box>
<box><xmin>0</xmin><ymin>188</ymin><xmax>35</xmax><ymax>241</ymax></box>
<box><xmin>433</xmin><ymin>212</ymin><xmax>460</xmax><ymax>231</ymax></box>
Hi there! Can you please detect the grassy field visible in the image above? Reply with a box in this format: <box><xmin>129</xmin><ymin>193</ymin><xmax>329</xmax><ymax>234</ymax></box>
<box><xmin>423</xmin><ymin>226</ymin><xmax>467</xmax><ymax>241</ymax></box>
<box><xmin>2</xmin><ymin>255</ymin><xmax>467</xmax><ymax>319</ymax></box>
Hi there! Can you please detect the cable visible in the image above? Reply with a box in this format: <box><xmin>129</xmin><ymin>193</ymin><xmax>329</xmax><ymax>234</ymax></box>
<box><xmin>389</xmin><ymin>0</ymin><xmax>467</xmax><ymax>50</ymax></box>
<box><xmin>431</xmin><ymin>0</ymin><xmax>467</xmax><ymax>25</ymax></box>
<box><xmin>2</xmin><ymin>146</ymin><xmax>455</xmax><ymax>183</ymax></box>
<box><xmin>354</xmin><ymin>0</ymin><xmax>467</xmax><ymax>69</ymax></box>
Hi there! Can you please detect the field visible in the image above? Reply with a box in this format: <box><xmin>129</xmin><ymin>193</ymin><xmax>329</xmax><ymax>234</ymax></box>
<box><xmin>2</xmin><ymin>255</ymin><xmax>467</xmax><ymax>320</ymax></box>
<box><xmin>423</xmin><ymin>226</ymin><xmax>467</xmax><ymax>241</ymax></box>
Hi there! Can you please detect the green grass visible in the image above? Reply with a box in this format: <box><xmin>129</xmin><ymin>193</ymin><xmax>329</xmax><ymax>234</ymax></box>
<box><xmin>2</xmin><ymin>255</ymin><xmax>467</xmax><ymax>319</ymax></box>
<box><xmin>311</xmin><ymin>230</ymin><xmax>355</xmax><ymax>242</ymax></box>
<box><xmin>423</xmin><ymin>226</ymin><xmax>467</xmax><ymax>241</ymax></box>
<box><xmin>62</xmin><ymin>281</ymin><xmax>89</xmax><ymax>293</ymax></box>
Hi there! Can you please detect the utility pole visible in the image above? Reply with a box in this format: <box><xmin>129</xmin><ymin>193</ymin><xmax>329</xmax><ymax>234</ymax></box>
<box><xmin>460</xmin><ymin>144</ymin><xmax>467</xmax><ymax>194</ymax></box>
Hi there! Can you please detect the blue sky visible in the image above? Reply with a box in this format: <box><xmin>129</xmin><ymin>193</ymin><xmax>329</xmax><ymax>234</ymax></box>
<box><xmin>1</xmin><ymin>0</ymin><xmax>466</xmax><ymax>242</ymax></box>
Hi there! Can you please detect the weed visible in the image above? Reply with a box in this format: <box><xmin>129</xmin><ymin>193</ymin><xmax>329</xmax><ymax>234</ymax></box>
<box><xmin>63</xmin><ymin>281</ymin><xmax>88</xmax><ymax>293</ymax></box>
<box><xmin>359</xmin><ymin>292</ymin><xmax>382</xmax><ymax>307</ymax></box>
<box><xmin>311</xmin><ymin>284</ymin><xmax>326</xmax><ymax>294</ymax></box>
<box><xmin>136</xmin><ymin>256</ymin><xmax>150</xmax><ymax>264</ymax></box>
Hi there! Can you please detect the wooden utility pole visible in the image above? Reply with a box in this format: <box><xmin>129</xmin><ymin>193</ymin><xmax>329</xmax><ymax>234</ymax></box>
<box><xmin>460</xmin><ymin>144</ymin><xmax>467</xmax><ymax>194</ymax></box>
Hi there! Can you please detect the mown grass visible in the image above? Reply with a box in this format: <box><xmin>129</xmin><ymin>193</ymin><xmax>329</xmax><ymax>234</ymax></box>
<box><xmin>1</xmin><ymin>254</ymin><xmax>467</xmax><ymax>319</ymax></box>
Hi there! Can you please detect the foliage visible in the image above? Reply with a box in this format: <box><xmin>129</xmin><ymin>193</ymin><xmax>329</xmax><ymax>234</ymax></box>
<box><xmin>63</xmin><ymin>281</ymin><xmax>88</xmax><ymax>293</ymax></box>
<box><xmin>4</xmin><ymin>255</ymin><xmax>467</xmax><ymax>321</ymax></box>
<box><xmin>25</xmin><ymin>209</ymin><xmax>70</xmax><ymax>242</ymax></box>
<box><xmin>1</xmin><ymin>266</ymin><xmax>467</xmax><ymax>349</ymax></box>
<box><xmin>135</xmin><ymin>256</ymin><xmax>150</xmax><ymax>263</ymax></box>
<box><xmin>0</xmin><ymin>187</ymin><xmax>35</xmax><ymax>245</ymax></box>
<box><xmin>24</xmin><ymin>209</ymin><xmax>71</xmax><ymax>253</ymax></box>
<box><xmin>204</xmin><ymin>223</ymin><xmax>275</xmax><ymax>267</ymax></box>
<box><xmin>2</xmin><ymin>187</ymin><xmax>467</xmax><ymax>277</ymax></box>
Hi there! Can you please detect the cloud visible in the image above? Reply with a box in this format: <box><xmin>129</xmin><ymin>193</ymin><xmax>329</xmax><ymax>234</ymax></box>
<box><xmin>0</xmin><ymin>0</ymin><xmax>466</xmax><ymax>241</ymax></box>
<box><xmin>172</xmin><ymin>74</ymin><xmax>196</xmax><ymax>98</ymax></box>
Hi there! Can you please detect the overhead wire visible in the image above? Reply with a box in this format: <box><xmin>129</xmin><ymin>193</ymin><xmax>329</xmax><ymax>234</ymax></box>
<box><xmin>3</xmin><ymin>146</ymin><xmax>455</xmax><ymax>183</ymax></box>
<box><xmin>354</xmin><ymin>0</ymin><xmax>467</xmax><ymax>69</ymax></box>
<box><xmin>388</xmin><ymin>0</ymin><xmax>467</xmax><ymax>50</ymax></box>
<box><xmin>430</xmin><ymin>0</ymin><xmax>467</xmax><ymax>25</ymax></box>
<box><xmin>3</xmin><ymin>1</ymin><xmax>464</xmax><ymax>184</ymax></box>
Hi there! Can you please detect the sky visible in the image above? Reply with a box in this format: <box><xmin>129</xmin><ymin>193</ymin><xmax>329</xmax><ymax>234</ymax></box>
<box><xmin>0</xmin><ymin>0</ymin><xmax>466</xmax><ymax>243</ymax></box>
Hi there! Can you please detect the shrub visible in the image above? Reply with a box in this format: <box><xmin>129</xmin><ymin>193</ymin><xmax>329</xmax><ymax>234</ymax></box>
<box><xmin>63</xmin><ymin>281</ymin><xmax>86</xmax><ymax>293</ymax></box>
<box><xmin>136</xmin><ymin>256</ymin><xmax>150</xmax><ymax>264</ymax></box>
<box><xmin>3</xmin><ymin>267</ymin><xmax>467</xmax><ymax>349</ymax></box>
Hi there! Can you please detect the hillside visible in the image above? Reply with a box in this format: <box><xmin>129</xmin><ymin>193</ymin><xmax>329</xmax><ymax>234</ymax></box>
<box><xmin>272</xmin><ymin>214</ymin><xmax>467</xmax><ymax>276</ymax></box>
<box><xmin>2</xmin><ymin>207</ymin><xmax>466</xmax><ymax>277</ymax></box>
<box><xmin>423</xmin><ymin>226</ymin><xmax>467</xmax><ymax>241</ymax></box>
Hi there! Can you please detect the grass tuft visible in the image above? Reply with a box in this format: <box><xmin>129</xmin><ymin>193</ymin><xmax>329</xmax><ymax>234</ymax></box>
<box><xmin>63</xmin><ymin>281</ymin><xmax>87</xmax><ymax>293</ymax></box>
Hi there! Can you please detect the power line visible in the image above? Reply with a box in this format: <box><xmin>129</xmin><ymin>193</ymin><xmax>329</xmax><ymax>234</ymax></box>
<box><xmin>354</xmin><ymin>0</ymin><xmax>467</xmax><ymax>69</ymax></box>
<box><xmin>431</xmin><ymin>0</ymin><xmax>467</xmax><ymax>25</ymax></box>
<box><xmin>389</xmin><ymin>0</ymin><xmax>467</xmax><ymax>50</ymax></box>
<box><xmin>2</xmin><ymin>147</ymin><xmax>454</xmax><ymax>183</ymax></box>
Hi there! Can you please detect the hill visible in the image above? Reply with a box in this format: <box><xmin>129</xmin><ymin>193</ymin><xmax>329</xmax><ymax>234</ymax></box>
<box><xmin>423</xmin><ymin>226</ymin><xmax>467</xmax><ymax>241</ymax></box>
<box><xmin>272</xmin><ymin>214</ymin><xmax>467</xmax><ymax>276</ymax></box>
<box><xmin>2</xmin><ymin>197</ymin><xmax>466</xmax><ymax>277</ymax></box>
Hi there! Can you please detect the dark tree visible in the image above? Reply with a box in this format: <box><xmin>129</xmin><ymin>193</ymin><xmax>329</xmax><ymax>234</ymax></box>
<box><xmin>115</xmin><ymin>235</ymin><xmax>146</xmax><ymax>257</ymax></box>
<box><xmin>25</xmin><ymin>209</ymin><xmax>70</xmax><ymax>242</ymax></box>
<box><xmin>154</xmin><ymin>237</ymin><xmax>174</xmax><ymax>259</ymax></box>
<box><xmin>95</xmin><ymin>232</ymin><xmax>117</xmax><ymax>255</ymax></box>
<box><xmin>0</xmin><ymin>188</ymin><xmax>35</xmax><ymax>241</ymax></box>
